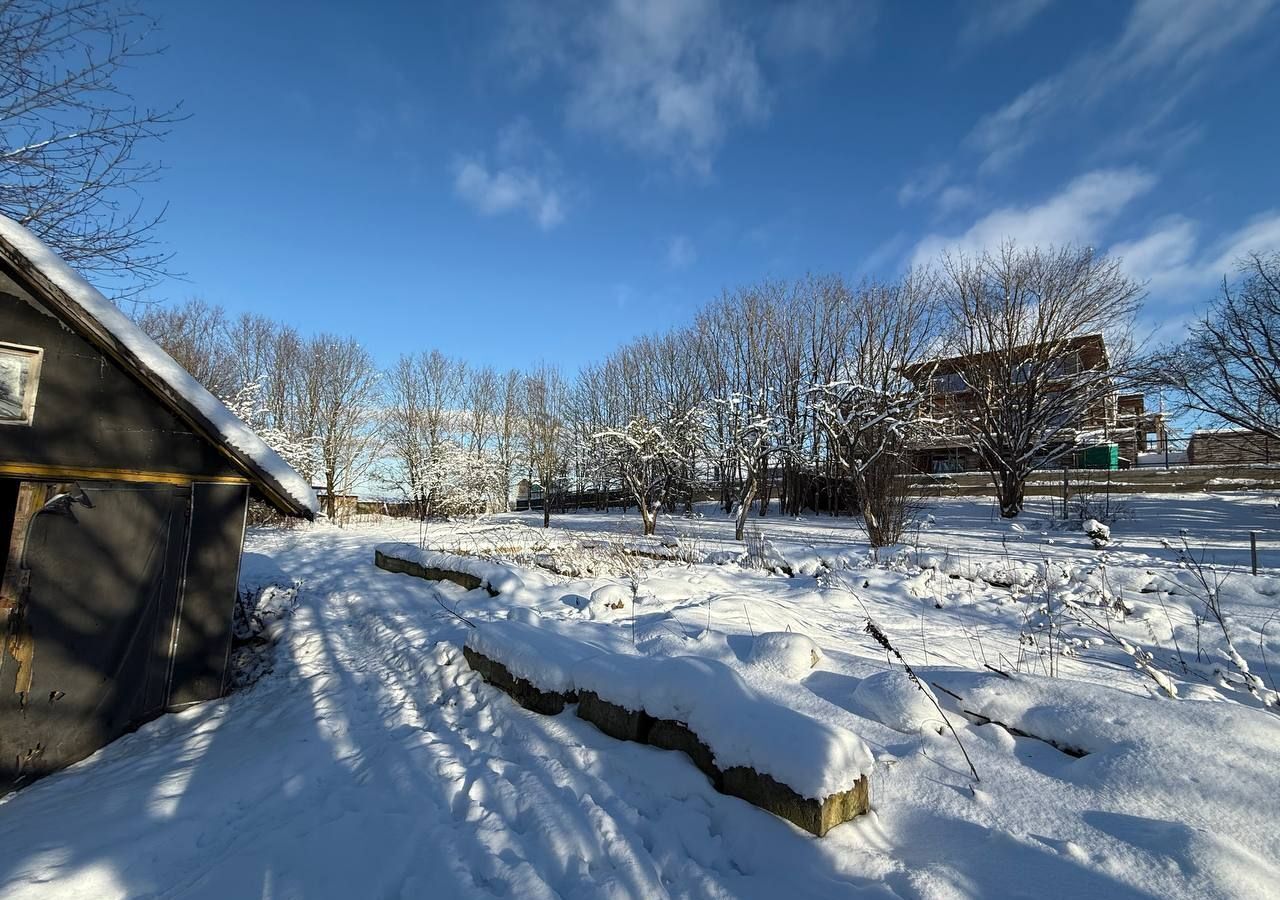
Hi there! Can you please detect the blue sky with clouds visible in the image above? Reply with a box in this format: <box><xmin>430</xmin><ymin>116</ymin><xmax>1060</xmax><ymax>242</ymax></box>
<box><xmin>127</xmin><ymin>0</ymin><xmax>1280</xmax><ymax>370</ymax></box>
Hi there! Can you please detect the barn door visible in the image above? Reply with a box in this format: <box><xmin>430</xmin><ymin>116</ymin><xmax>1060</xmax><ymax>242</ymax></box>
<box><xmin>0</xmin><ymin>479</ymin><xmax>190</xmax><ymax>789</ymax></box>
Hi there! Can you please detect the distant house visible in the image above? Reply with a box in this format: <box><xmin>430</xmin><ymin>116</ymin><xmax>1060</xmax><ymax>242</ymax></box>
<box><xmin>514</xmin><ymin>478</ymin><xmax>543</xmax><ymax>511</ymax></box>
<box><xmin>901</xmin><ymin>333</ymin><xmax>1167</xmax><ymax>473</ymax></box>
<box><xmin>313</xmin><ymin>483</ymin><xmax>360</xmax><ymax>523</ymax></box>
<box><xmin>1187</xmin><ymin>428</ymin><xmax>1280</xmax><ymax>466</ymax></box>
<box><xmin>0</xmin><ymin>217</ymin><xmax>316</xmax><ymax>789</ymax></box>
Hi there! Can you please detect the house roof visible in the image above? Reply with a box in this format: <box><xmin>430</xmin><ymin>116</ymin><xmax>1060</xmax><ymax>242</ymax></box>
<box><xmin>902</xmin><ymin>332</ymin><xmax>1108</xmax><ymax>377</ymax></box>
<box><xmin>0</xmin><ymin>216</ymin><xmax>318</xmax><ymax>518</ymax></box>
<box><xmin>1190</xmin><ymin>426</ymin><xmax>1274</xmax><ymax>438</ymax></box>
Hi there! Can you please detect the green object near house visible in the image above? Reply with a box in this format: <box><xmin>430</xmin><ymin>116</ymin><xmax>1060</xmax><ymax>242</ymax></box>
<box><xmin>1076</xmin><ymin>443</ymin><xmax>1119</xmax><ymax>470</ymax></box>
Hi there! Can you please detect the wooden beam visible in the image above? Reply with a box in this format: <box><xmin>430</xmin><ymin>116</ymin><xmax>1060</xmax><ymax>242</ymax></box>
<box><xmin>0</xmin><ymin>462</ymin><xmax>249</xmax><ymax>487</ymax></box>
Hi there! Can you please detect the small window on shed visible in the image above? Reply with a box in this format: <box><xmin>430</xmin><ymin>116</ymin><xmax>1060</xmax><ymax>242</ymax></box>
<box><xmin>0</xmin><ymin>343</ymin><xmax>42</xmax><ymax>425</ymax></box>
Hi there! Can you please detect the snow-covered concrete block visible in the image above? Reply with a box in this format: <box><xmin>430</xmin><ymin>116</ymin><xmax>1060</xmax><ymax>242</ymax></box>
<box><xmin>720</xmin><ymin>766</ymin><xmax>870</xmax><ymax>838</ymax></box>
<box><xmin>462</xmin><ymin>646</ymin><xmax>576</xmax><ymax>715</ymax></box>
<box><xmin>646</xmin><ymin>717</ymin><xmax>719</xmax><ymax>782</ymax></box>
<box><xmin>464</xmin><ymin>619</ymin><xmax>600</xmax><ymax>696</ymax></box>
<box><xmin>375</xmin><ymin>543</ymin><xmax>528</xmax><ymax>596</ymax></box>
<box><xmin>375</xmin><ymin>547</ymin><xmax>488</xmax><ymax>593</ymax></box>
<box><xmin>457</xmin><ymin>621</ymin><xmax>874</xmax><ymax>836</ymax></box>
<box><xmin>576</xmin><ymin>690</ymin><xmax>649</xmax><ymax>742</ymax></box>
<box><xmin>571</xmin><ymin>654</ymin><xmax>872</xmax><ymax>804</ymax></box>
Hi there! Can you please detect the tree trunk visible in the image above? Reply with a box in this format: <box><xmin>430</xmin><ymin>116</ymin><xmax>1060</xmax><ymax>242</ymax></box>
<box><xmin>995</xmin><ymin>469</ymin><xmax>1026</xmax><ymax>518</ymax></box>
<box><xmin>734</xmin><ymin>473</ymin><xmax>758</xmax><ymax>541</ymax></box>
<box><xmin>757</xmin><ymin>453</ymin><xmax>770</xmax><ymax>517</ymax></box>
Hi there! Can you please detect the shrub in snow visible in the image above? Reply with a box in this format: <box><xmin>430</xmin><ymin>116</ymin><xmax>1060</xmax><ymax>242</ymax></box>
<box><xmin>589</xmin><ymin>583</ymin><xmax>632</xmax><ymax>615</ymax></box>
<box><xmin>851</xmin><ymin>670</ymin><xmax>944</xmax><ymax>735</ymax></box>
<box><xmin>635</xmin><ymin>628</ymin><xmax>695</xmax><ymax>658</ymax></box>
<box><xmin>1082</xmin><ymin>518</ymin><xmax>1111</xmax><ymax>547</ymax></box>
<box><xmin>229</xmin><ymin>583</ymin><xmax>300</xmax><ymax>691</ymax></box>
<box><xmin>746</xmin><ymin>632</ymin><xmax>822</xmax><ymax>680</ymax></box>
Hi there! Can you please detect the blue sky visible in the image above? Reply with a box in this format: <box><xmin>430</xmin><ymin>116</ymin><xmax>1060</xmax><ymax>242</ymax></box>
<box><xmin>126</xmin><ymin>0</ymin><xmax>1280</xmax><ymax>371</ymax></box>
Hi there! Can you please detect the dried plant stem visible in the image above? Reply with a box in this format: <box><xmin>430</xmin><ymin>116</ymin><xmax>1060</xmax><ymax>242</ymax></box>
<box><xmin>864</xmin><ymin>617</ymin><xmax>980</xmax><ymax>784</ymax></box>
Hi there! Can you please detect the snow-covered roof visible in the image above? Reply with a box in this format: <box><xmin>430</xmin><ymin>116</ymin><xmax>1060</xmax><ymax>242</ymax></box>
<box><xmin>0</xmin><ymin>216</ymin><xmax>318</xmax><ymax>518</ymax></box>
<box><xmin>1190</xmin><ymin>426</ymin><xmax>1272</xmax><ymax>437</ymax></box>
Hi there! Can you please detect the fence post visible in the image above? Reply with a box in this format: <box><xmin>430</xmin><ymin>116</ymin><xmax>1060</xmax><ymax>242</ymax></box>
<box><xmin>1062</xmin><ymin>466</ymin><xmax>1069</xmax><ymax>519</ymax></box>
<box><xmin>1251</xmin><ymin>531</ymin><xmax>1259</xmax><ymax>576</ymax></box>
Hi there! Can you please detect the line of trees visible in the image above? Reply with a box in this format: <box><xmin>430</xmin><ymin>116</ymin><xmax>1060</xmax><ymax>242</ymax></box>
<box><xmin>137</xmin><ymin>244</ymin><xmax>1280</xmax><ymax>544</ymax></box>
<box><xmin>137</xmin><ymin>242</ymin><xmax>1176</xmax><ymax>544</ymax></box>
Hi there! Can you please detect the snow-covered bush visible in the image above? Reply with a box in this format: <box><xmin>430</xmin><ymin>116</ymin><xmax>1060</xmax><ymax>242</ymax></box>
<box><xmin>851</xmin><ymin>670</ymin><xmax>944</xmax><ymax>735</ymax></box>
<box><xmin>588</xmin><ymin>583</ymin><xmax>632</xmax><ymax>618</ymax></box>
<box><xmin>1082</xmin><ymin>518</ymin><xmax>1111</xmax><ymax>547</ymax></box>
<box><xmin>746</xmin><ymin>632</ymin><xmax>822</xmax><ymax>679</ymax></box>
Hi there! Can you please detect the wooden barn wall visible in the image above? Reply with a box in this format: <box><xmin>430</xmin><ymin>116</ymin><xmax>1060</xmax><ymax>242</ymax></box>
<box><xmin>168</xmin><ymin>482</ymin><xmax>249</xmax><ymax>707</ymax></box>
<box><xmin>0</xmin><ymin>283</ymin><xmax>240</xmax><ymax>479</ymax></box>
<box><xmin>1188</xmin><ymin>432</ymin><xmax>1280</xmax><ymax>465</ymax></box>
<box><xmin>0</xmin><ymin>480</ymin><xmax>191</xmax><ymax>788</ymax></box>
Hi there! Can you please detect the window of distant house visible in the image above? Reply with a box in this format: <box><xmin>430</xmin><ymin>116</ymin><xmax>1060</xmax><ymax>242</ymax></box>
<box><xmin>932</xmin><ymin>372</ymin><xmax>967</xmax><ymax>393</ymax></box>
<box><xmin>1049</xmin><ymin>352</ymin><xmax>1081</xmax><ymax>378</ymax></box>
<box><xmin>0</xmin><ymin>343</ymin><xmax>42</xmax><ymax>425</ymax></box>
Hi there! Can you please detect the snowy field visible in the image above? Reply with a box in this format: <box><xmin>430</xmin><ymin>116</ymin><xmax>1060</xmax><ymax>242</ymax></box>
<box><xmin>2</xmin><ymin>493</ymin><xmax>1279</xmax><ymax>899</ymax></box>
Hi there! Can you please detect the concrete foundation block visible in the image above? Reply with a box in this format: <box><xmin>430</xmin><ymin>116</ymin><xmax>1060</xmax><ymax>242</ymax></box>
<box><xmin>576</xmin><ymin>690</ymin><xmax>652</xmax><ymax>743</ymax></box>
<box><xmin>720</xmin><ymin>766</ymin><xmax>870</xmax><ymax>837</ymax></box>
<box><xmin>458</xmin><ymin>644</ymin><xmax>872</xmax><ymax>837</ymax></box>
<box><xmin>461</xmin><ymin>646</ymin><xmax>576</xmax><ymax>715</ymax></box>
<box><xmin>375</xmin><ymin>549</ymin><xmax>493</xmax><ymax>595</ymax></box>
<box><xmin>647</xmin><ymin>718</ymin><xmax>721</xmax><ymax>785</ymax></box>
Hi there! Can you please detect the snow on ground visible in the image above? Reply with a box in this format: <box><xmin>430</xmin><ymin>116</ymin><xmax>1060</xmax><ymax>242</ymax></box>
<box><xmin>2</xmin><ymin>492</ymin><xmax>1279</xmax><ymax>898</ymax></box>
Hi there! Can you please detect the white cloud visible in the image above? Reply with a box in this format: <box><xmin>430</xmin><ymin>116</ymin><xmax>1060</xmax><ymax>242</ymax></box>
<box><xmin>452</xmin><ymin>120</ymin><xmax>567</xmax><ymax>229</ymax></box>
<box><xmin>453</xmin><ymin>159</ymin><xmax>564</xmax><ymax>229</ymax></box>
<box><xmin>571</xmin><ymin>0</ymin><xmax>766</xmax><ymax>175</ymax></box>
<box><xmin>1112</xmin><ymin>211</ymin><xmax>1280</xmax><ymax>303</ymax></box>
<box><xmin>765</xmin><ymin>0</ymin><xmax>876</xmax><ymax>61</ymax></box>
<box><xmin>1108</xmin><ymin>217</ymin><xmax>1201</xmax><ymax>296</ymax></box>
<box><xmin>958</xmin><ymin>0</ymin><xmax>1054</xmax><ymax>48</ymax></box>
<box><xmin>911</xmin><ymin>168</ymin><xmax>1156</xmax><ymax>267</ymax></box>
<box><xmin>897</xmin><ymin>164</ymin><xmax>950</xmax><ymax>206</ymax></box>
<box><xmin>498</xmin><ymin>0</ymin><xmax>869</xmax><ymax>176</ymax></box>
<box><xmin>899</xmin><ymin>164</ymin><xmax>977</xmax><ymax>217</ymax></box>
<box><xmin>936</xmin><ymin>185</ymin><xmax>978</xmax><ymax>216</ymax></box>
<box><xmin>969</xmin><ymin>0</ymin><xmax>1275</xmax><ymax>171</ymax></box>
<box><xmin>665</xmin><ymin>234</ymin><xmax>697</xmax><ymax>268</ymax></box>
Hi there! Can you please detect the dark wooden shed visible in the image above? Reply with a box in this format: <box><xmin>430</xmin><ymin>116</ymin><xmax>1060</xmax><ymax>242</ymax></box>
<box><xmin>0</xmin><ymin>218</ymin><xmax>317</xmax><ymax>790</ymax></box>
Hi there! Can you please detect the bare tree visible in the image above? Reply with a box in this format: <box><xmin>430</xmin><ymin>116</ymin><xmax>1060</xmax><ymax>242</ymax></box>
<box><xmin>223</xmin><ymin>312</ymin><xmax>279</xmax><ymax>393</ymax></box>
<box><xmin>380</xmin><ymin>350</ymin><xmax>466</xmax><ymax>518</ymax></box>
<box><xmin>494</xmin><ymin>368</ymin><xmax>523</xmax><ymax>511</ymax></box>
<box><xmin>464</xmin><ymin>365</ymin><xmax>499</xmax><ymax>456</ymax></box>
<box><xmin>808</xmin><ymin>273</ymin><xmax>937</xmax><ymax>546</ymax></box>
<box><xmin>524</xmin><ymin>364</ymin><xmax>567</xmax><ymax>528</ymax></box>
<box><xmin>133</xmin><ymin>298</ymin><xmax>234</xmax><ymax>395</ymax></box>
<box><xmin>932</xmin><ymin>244</ymin><xmax>1143</xmax><ymax>517</ymax></box>
<box><xmin>1160</xmin><ymin>252</ymin><xmax>1280</xmax><ymax>441</ymax></box>
<box><xmin>0</xmin><ymin>0</ymin><xmax>182</xmax><ymax>294</ymax></box>
<box><xmin>299</xmin><ymin>334</ymin><xmax>382</xmax><ymax>521</ymax></box>
<box><xmin>695</xmin><ymin>284</ymin><xmax>788</xmax><ymax>540</ymax></box>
